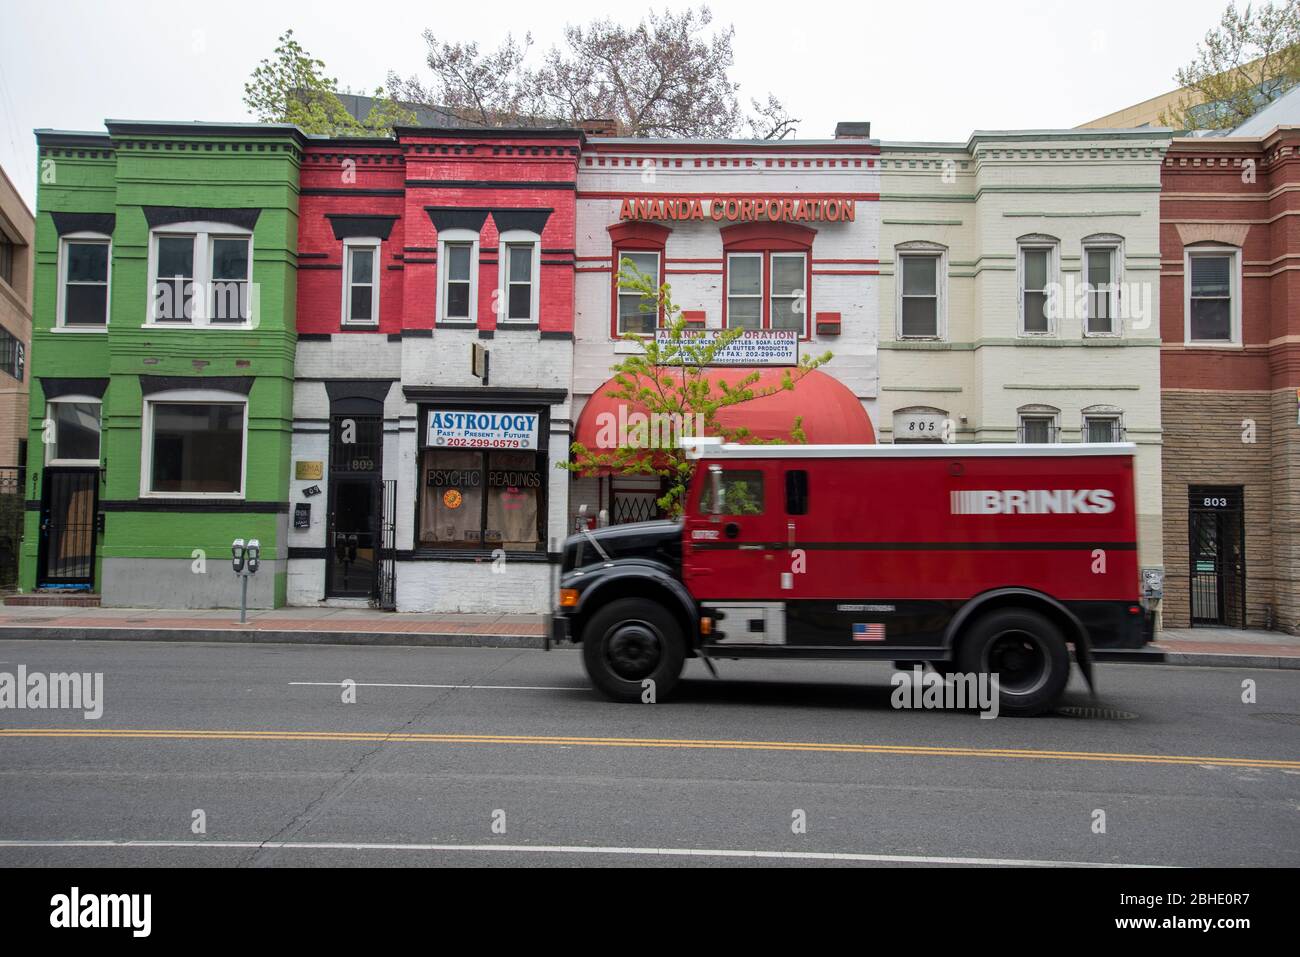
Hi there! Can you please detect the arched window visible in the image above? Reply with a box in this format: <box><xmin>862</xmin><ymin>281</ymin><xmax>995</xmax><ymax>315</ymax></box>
<box><xmin>721</xmin><ymin>222</ymin><xmax>815</xmax><ymax>336</ymax></box>
<box><xmin>147</xmin><ymin>221</ymin><xmax>254</xmax><ymax>326</ymax></box>
<box><xmin>1017</xmin><ymin>234</ymin><xmax>1059</xmax><ymax>336</ymax></box>
<box><xmin>1017</xmin><ymin>403</ymin><xmax>1061</xmax><ymax>444</ymax></box>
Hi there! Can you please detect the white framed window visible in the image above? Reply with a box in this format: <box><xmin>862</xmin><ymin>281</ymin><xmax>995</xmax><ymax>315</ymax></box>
<box><xmin>147</xmin><ymin>222</ymin><xmax>253</xmax><ymax>327</ymax></box>
<box><xmin>140</xmin><ymin>390</ymin><xmax>248</xmax><ymax>499</ymax></box>
<box><xmin>1082</xmin><ymin>236</ymin><xmax>1123</xmax><ymax>336</ymax></box>
<box><xmin>45</xmin><ymin>396</ymin><xmax>102</xmax><ymax>465</ymax></box>
<box><xmin>1184</xmin><ymin>246</ymin><xmax>1241</xmax><ymax>345</ymax></box>
<box><xmin>437</xmin><ymin>229</ymin><xmax>479</xmax><ymax>324</ymax></box>
<box><xmin>56</xmin><ymin>233</ymin><xmax>111</xmax><ymax>329</ymax></box>
<box><xmin>1017</xmin><ymin>237</ymin><xmax>1058</xmax><ymax>336</ymax></box>
<box><xmin>1082</xmin><ymin>410</ymin><xmax>1125</xmax><ymax>443</ymax></box>
<box><xmin>896</xmin><ymin>243</ymin><xmax>947</xmax><ymax>339</ymax></box>
<box><xmin>342</xmin><ymin>238</ymin><xmax>380</xmax><ymax>326</ymax></box>
<box><xmin>616</xmin><ymin>250</ymin><xmax>661</xmax><ymax>335</ymax></box>
<box><xmin>769</xmin><ymin>253</ymin><xmax>806</xmax><ymax>331</ymax></box>
<box><xmin>497</xmin><ymin>231</ymin><xmax>540</xmax><ymax>324</ymax></box>
<box><xmin>726</xmin><ymin>252</ymin><xmax>763</xmax><ymax>330</ymax></box>
<box><xmin>1017</xmin><ymin>405</ymin><xmax>1061</xmax><ymax>444</ymax></box>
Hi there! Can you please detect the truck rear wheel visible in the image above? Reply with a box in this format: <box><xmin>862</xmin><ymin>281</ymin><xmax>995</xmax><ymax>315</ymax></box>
<box><xmin>956</xmin><ymin>608</ymin><xmax>1070</xmax><ymax>717</ymax></box>
<box><xmin>582</xmin><ymin>598</ymin><xmax>686</xmax><ymax>703</ymax></box>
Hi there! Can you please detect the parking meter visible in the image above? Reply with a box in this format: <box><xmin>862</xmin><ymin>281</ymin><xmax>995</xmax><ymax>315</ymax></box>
<box><xmin>231</xmin><ymin>538</ymin><xmax>246</xmax><ymax>573</ymax></box>
<box><xmin>246</xmin><ymin>539</ymin><xmax>261</xmax><ymax>574</ymax></box>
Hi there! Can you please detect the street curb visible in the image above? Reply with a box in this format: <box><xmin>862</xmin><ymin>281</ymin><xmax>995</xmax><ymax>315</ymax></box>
<box><xmin>0</xmin><ymin>626</ymin><xmax>548</xmax><ymax>650</ymax></box>
<box><xmin>0</xmin><ymin>627</ymin><xmax>1295</xmax><ymax>667</ymax></box>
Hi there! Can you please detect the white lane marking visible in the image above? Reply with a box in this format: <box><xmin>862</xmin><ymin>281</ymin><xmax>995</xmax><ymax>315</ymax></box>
<box><xmin>0</xmin><ymin>839</ymin><xmax>1159</xmax><ymax>868</ymax></box>
<box><xmin>289</xmin><ymin>681</ymin><xmax>588</xmax><ymax>692</ymax></box>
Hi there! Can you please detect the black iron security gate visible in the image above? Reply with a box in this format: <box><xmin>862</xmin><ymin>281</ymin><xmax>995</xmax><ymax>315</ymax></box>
<box><xmin>1188</xmin><ymin>486</ymin><xmax>1246</xmax><ymax>628</ymax></box>
<box><xmin>374</xmin><ymin>479</ymin><xmax>396</xmax><ymax>610</ymax></box>
<box><xmin>37</xmin><ymin>467</ymin><xmax>100</xmax><ymax>587</ymax></box>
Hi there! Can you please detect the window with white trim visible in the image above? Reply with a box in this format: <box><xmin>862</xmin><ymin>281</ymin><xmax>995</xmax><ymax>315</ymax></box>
<box><xmin>769</xmin><ymin>253</ymin><xmax>806</xmax><ymax>331</ymax></box>
<box><xmin>1185</xmin><ymin>247</ymin><xmax>1240</xmax><ymax>343</ymax></box>
<box><xmin>438</xmin><ymin>230</ymin><xmax>479</xmax><ymax>324</ymax></box>
<box><xmin>148</xmin><ymin>223</ymin><xmax>253</xmax><ymax>326</ymax></box>
<box><xmin>1018</xmin><ymin>238</ymin><xmax>1058</xmax><ymax>335</ymax></box>
<box><xmin>498</xmin><ymin>231</ymin><xmax>540</xmax><ymax>323</ymax></box>
<box><xmin>141</xmin><ymin>393</ymin><xmax>247</xmax><ymax>498</ymax></box>
<box><xmin>897</xmin><ymin>244</ymin><xmax>946</xmax><ymax>339</ymax></box>
<box><xmin>617</xmin><ymin>251</ymin><xmax>660</xmax><ymax>335</ymax></box>
<box><xmin>726</xmin><ymin>252</ymin><xmax>763</xmax><ymax>329</ymax></box>
<box><xmin>1083</xmin><ymin>240</ymin><xmax>1121</xmax><ymax>335</ymax></box>
<box><xmin>1017</xmin><ymin>405</ymin><xmax>1061</xmax><ymax>444</ymax></box>
<box><xmin>1083</xmin><ymin>414</ymin><xmax>1125</xmax><ymax>443</ymax></box>
<box><xmin>59</xmin><ymin>234</ymin><xmax>111</xmax><ymax>327</ymax></box>
<box><xmin>343</xmin><ymin>239</ymin><xmax>379</xmax><ymax>325</ymax></box>
<box><xmin>45</xmin><ymin>397</ymin><xmax>101</xmax><ymax>465</ymax></box>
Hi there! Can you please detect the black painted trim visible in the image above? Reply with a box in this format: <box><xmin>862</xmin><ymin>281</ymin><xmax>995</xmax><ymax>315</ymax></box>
<box><xmin>691</xmin><ymin>541</ymin><xmax>1140</xmax><ymax>552</ymax></box>
<box><xmin>139</xmin><ymin>375</ymin><xmax>254</xmax><ymax>396</ymax></box>
<box><xmin>492</xmin><ymin>208</ymin><xmax>553</xmax><ymax>234</ymax></box>
<box><xmin>302</xmin><ymin>188</ymin><xmax>404</xmax><ymax>197</ymax></box>
<box><xmin>540</xmin><ymin>331</ymin><xmax>574</xmax><ymax>340</ymax></box>
<box><xmin>425</xmin><ymin>207</ymin><xmax>490</xmax><ymax>233</ymax></box>
<box><xmin>40</xmin><ymin>377</ymin><xmax>109</xmax><ymax>399</ymax></box>
<box><xmin>142</xmin><ymin>206</ymin><xmax>261</xmax><ymax>230</ymax></box>
<box><xmin>297</xmin><ymin>333</ymin><xmax>332</xmax><ymax>342</ymax></box>
<box><xmin>402</xmin><ymin>329</ymin><xmax>434</xmax><ymax>338</ymax></box>
<box><xmin>101</xmin><ymin>500</ymin><xmax>288</xmax><ymax>513</ymax></box>
<box><xmin>325</xmin><ymin>214</ymin><xmax>398</xmax><ymax>240</ymax></box>
<box><xmin>405</xmin><ymin>180</ymin><xmax>575</xmax><ymax>190</ymax></box>
<box><xmin>325</xmin><ymin>379</ymin><xmax>394</xmax><ymax>405</ymax></box>
<box><xmin>299</xmin><ymin>263</ymin><xmax>342</xmax><ymax>271</ymax></box>
<box><xmin>50</xmin><ymin>212</ymin><xmax>115</xmax><ymax>236</ymax></box>
<box><xmin>402</xmin><ymin>385</ymin><xmax>567</xmax><ymax>405</ymax></box>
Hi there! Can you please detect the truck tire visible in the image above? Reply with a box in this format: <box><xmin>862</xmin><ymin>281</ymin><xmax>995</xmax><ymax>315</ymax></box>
<box><xmin>956</xmin><ymin>608</ymin><xmax>1070</xmax><ymax>717</ymax></box>
<box><xmin>582</xmin><ymin>598</ymin><xmax>686</xmax><ymax>703</ymax></box>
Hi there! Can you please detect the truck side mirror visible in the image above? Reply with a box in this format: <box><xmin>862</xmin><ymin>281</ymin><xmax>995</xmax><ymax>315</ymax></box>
<box><xmin>709</xmin><ymin>465</ymin><xmax>723</xmax><ymax>522</ymax></box>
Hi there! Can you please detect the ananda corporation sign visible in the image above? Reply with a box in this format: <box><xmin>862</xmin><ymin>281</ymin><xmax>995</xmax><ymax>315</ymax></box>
<box><xmin>618</xmin><ymin>196</ymin><xmax>856</xmax><ymax>224</ymax></box>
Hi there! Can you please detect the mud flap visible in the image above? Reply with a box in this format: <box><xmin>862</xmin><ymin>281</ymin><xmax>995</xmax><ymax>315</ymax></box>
<box><xmin>1074</xmin><ymin>640</ymin><xmax>1097</xmax><ymax>696</ymax></box>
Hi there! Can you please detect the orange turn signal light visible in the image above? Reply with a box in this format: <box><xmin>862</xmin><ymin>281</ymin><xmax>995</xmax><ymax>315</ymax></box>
<box><xmin>700</xmin><ymin>617</ymin><xmax>713</xmax><ymax>635</ymax></box>
<box><xmin>559</xmin><ymin>589</ymin><xmax>579</xmax><ymax>608</ymax></box>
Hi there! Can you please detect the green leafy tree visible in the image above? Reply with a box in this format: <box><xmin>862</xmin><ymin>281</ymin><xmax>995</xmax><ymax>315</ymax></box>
<box><xmin>561</xmin><ymin>259</ymin><xmax>830</xmax><ymax>518</ymax></box>
<box><xmin>1158</xmin><ymin>1</ymin><xmax>1300</xmax><ymax>131</ymax></box>
<box><xmin>244</xmin><ymin>30</ymin><xmax>416</xmax><ymax>136</ymax></box>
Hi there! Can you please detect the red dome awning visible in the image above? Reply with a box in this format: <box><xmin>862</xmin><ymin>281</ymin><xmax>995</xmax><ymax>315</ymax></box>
<box><xmin>572</xmin><ymin>367</ymin><xmax>874</xmax><ymax>465</ymax></box>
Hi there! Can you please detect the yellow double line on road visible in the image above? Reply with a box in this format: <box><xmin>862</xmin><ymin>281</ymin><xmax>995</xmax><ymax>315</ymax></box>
<box><xmin>1</xmin><ymin>727</ymin><xmax>1297</xmax><ymax>770</ymax></box>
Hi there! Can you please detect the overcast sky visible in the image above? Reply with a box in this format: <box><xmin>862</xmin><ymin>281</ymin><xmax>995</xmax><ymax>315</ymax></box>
<box><xmin>0</xmin><ymin>0</ymin><xmax>1230</xmax><ymax>210</ymax></box>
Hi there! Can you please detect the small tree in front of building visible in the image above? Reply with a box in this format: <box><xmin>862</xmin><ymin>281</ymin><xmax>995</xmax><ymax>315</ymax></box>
<box><xmin>561</xmin><ymin>259</ymin><xmax>830</xmax><ymax>518</ymax></box>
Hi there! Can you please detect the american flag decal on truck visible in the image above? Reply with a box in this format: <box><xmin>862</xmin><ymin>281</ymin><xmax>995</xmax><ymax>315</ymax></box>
<box><xmin>853</xmin><ymin>623</ymin><xmax>886</xmax><ymax>641</ymax></box>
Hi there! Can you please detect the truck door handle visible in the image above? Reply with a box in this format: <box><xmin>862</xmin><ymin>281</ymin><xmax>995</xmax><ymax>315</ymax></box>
<box><xmin>724</xmin><ymin>522</ymin><xmax>740</xmax><ymax>539</ymax></box>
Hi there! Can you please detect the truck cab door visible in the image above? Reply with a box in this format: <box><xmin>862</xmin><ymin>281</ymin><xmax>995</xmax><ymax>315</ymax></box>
<box><xmin>682</xmin><ymin>463</ymin><xmax>783</xmax><ymax>601</ymax></box>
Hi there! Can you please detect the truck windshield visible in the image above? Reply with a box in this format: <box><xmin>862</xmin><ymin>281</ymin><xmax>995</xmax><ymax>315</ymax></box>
<box><xmin>698</xmin><ymin>469</ymin><xmax>765</xmax><ymax>516</ymax></box>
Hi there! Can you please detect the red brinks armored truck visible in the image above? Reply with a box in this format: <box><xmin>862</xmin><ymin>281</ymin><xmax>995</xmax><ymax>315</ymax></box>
<box><xmin>554</xmin><ymin>439</ymin><xmax>1149</xmax><ymax>716</ymax></box>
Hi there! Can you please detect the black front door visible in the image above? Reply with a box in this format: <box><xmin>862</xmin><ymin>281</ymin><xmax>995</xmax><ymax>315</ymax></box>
<box><xmin>1188</xmin><ymin>486</ymin><xmax>1246</xmax><ymax>627</ymax></box>
<box><xmin>327</xmin><ymin>477</ymin><xmax>378</xmax><ymax>598</ymax></box>
<box><xmin>37</xmin><ymin>467</ymin><xmax>99</xmax><ymax>588</ymax></box>
<box><xmin>326</xmin><ymin>413</ymin><xmax>383</xmax><ymax>599</ymax></box>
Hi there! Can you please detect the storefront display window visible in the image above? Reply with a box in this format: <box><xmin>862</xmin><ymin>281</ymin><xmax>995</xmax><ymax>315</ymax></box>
<box><xmin>418</xmin><ymin>415</ymin><xmax>545</xmax><ymax>552</ymax></box>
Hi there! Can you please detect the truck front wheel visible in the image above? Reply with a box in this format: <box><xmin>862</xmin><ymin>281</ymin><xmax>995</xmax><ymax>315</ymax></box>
<box><xmin>956</xmin><ymin>608</ymin><xmax>1070</xmax><ymax>717</ymax></box>
<box><xmin>582</xmin><ymin>598</ymin><xmax>686</xmax><ymax>703</ymax></box>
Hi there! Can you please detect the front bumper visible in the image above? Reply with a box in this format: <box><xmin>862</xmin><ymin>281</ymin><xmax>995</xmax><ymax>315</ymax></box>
<box><xmin>550</xmin><ymin>613</ymin><xmax>571</xmax><ymax>645</ymax></box>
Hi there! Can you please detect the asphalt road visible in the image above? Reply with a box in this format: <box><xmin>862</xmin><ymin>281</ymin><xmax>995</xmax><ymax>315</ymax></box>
<box><xmin>0</xmin><ymin>639</ymin><xmax>1296</xmax><ymax>867</ymax></box>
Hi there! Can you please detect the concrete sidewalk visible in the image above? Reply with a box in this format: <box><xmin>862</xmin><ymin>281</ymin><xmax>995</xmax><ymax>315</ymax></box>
<box><xmin>1</xmin><ymin>603</ymin><xmax>1297</xmax><ymax>668</ymax></box>
<box><xmin>0</xmin><ymin>604</ymin><xmax>547</xmax><ymax>649</ymax></box>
